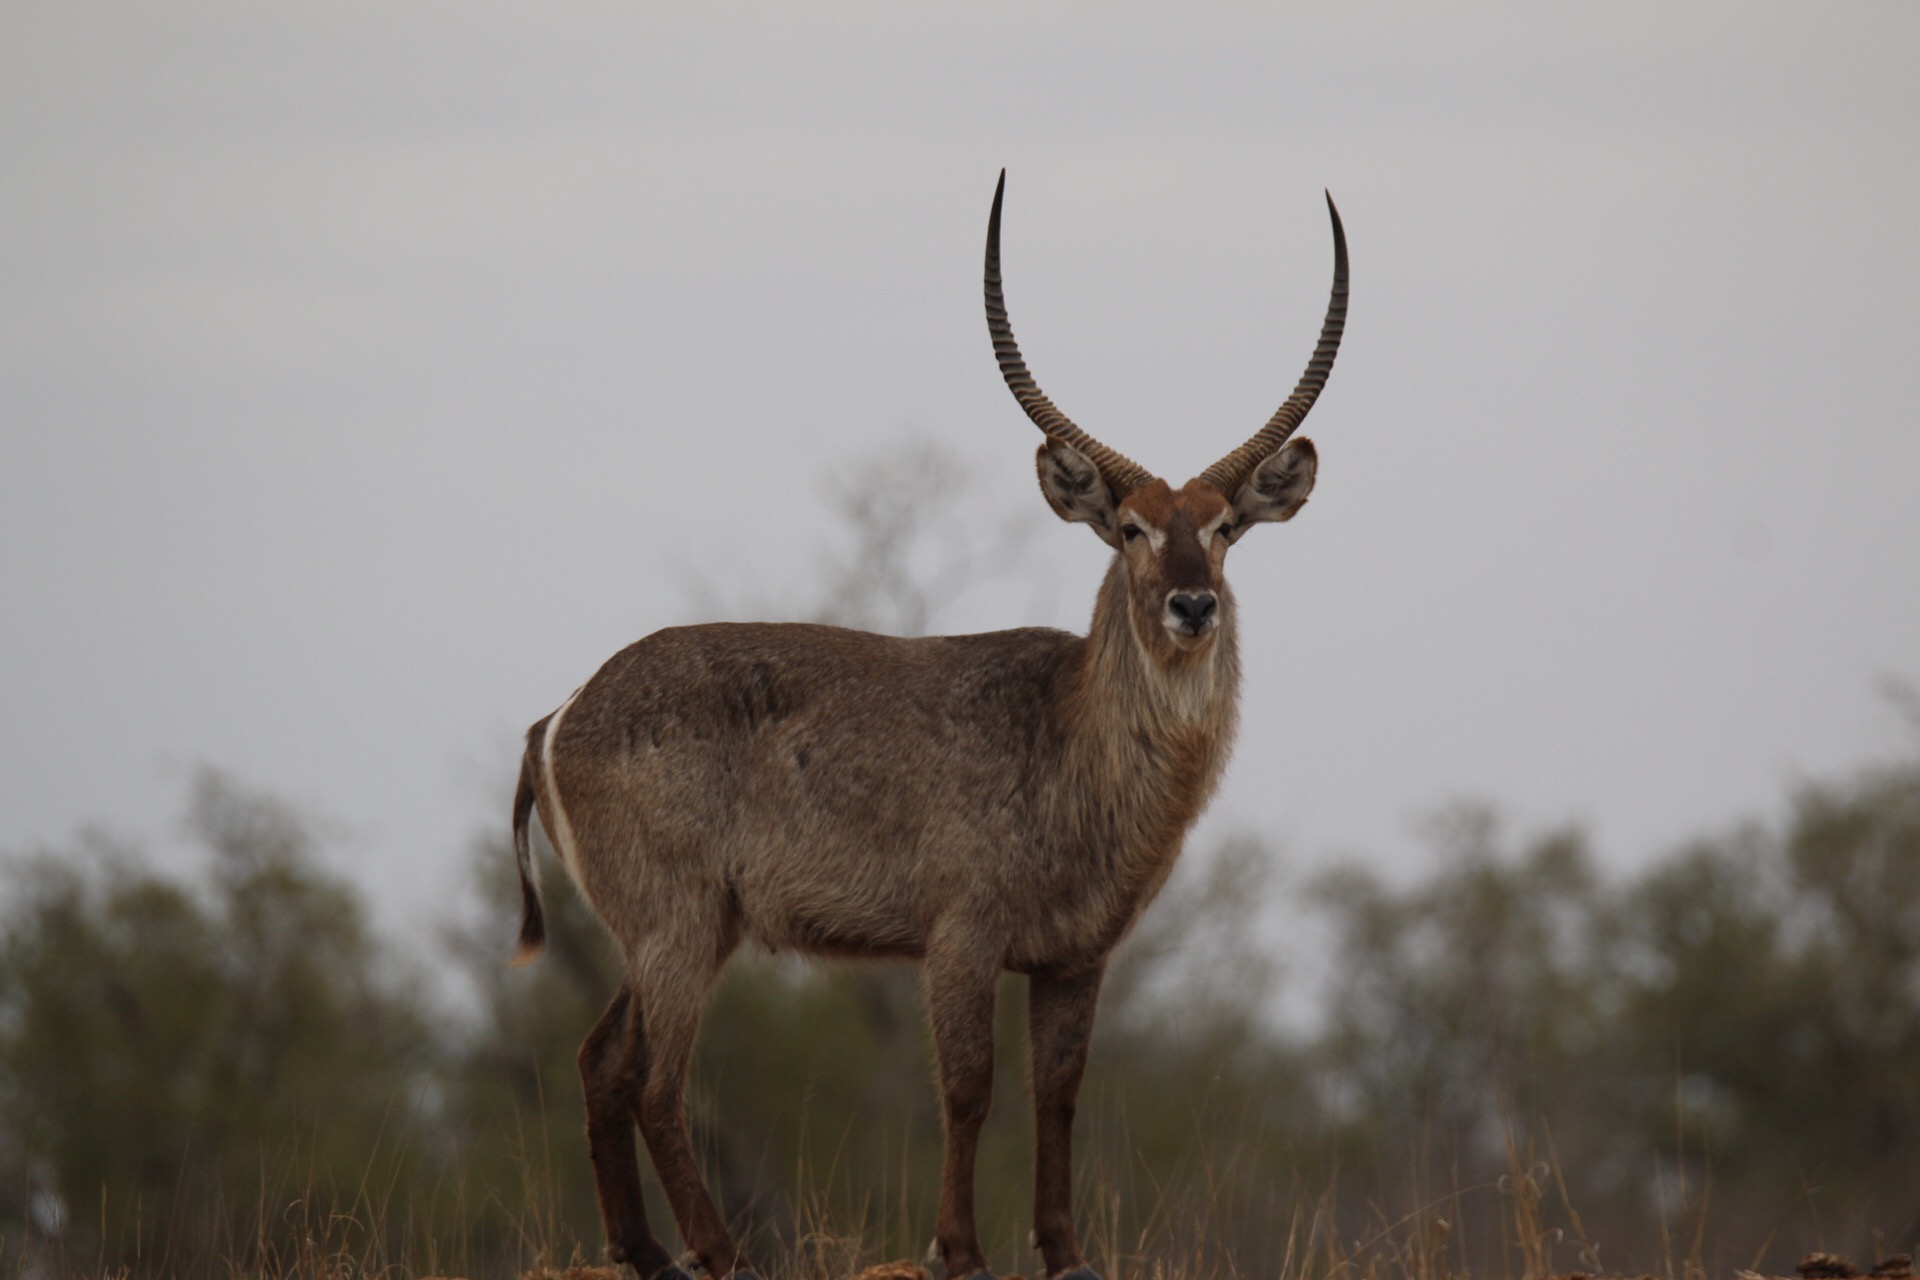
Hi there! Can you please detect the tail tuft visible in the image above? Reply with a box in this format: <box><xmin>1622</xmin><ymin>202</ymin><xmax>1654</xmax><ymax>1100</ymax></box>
<box><xmin>510</xmin><ymin>740</ymin><xmax>547</xmax><ymax>967</ymax></box>
<box><xmin>510</xmin><ymin>932</ymin><xmax>544</xmax><ymax>969</ymax></box>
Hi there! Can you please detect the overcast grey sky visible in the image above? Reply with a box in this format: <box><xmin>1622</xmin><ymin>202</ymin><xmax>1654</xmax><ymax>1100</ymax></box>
<box><xmin>3</xmin><ymin>3</ymin><xmax>1916</xmax><ymax>930</ymax></box>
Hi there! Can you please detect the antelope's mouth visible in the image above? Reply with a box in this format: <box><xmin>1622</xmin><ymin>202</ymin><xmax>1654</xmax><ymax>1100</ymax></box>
<box><xmin>1162</xmin><ymin>615</ymin><xmax>1221</xmax><ymax>649</ymax></box>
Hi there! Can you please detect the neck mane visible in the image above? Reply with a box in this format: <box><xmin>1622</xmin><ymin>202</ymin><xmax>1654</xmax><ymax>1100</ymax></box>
<box><xmin>1053</xmin><ymin>557</ymin><xmax>1242</xmax><ymax>909</ymax></box>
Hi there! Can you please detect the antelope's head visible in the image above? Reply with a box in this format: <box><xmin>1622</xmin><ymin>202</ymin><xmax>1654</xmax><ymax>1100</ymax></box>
<box><xmin>984</xmin><ymin>171</ymin><xmax>1346</xmax><ymax>664</ymax></box>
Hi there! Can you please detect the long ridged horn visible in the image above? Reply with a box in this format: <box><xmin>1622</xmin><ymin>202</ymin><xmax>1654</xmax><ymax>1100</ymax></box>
<box><xmin>985</xmin><ymin>170</ymin><xmax>1154</xmax><ymax>495</ymax></box>
<box><xmin>1199</xmin><ymin>192</ymin><xmax>1348</xmax><ymax>496</ymax></box>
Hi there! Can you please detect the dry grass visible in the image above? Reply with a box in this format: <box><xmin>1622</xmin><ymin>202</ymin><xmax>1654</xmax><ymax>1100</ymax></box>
<box><xmin>12</xmin><ymin>1137</ymin><xmax>1906</xmax><ymax>1280</ymax></box>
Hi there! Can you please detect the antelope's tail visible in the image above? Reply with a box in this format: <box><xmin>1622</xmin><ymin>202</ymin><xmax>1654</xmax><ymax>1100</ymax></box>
<box><xmin>510</xmin><ymin>732</ymin><xmax>547</xmax><ymax>967</ymax></box>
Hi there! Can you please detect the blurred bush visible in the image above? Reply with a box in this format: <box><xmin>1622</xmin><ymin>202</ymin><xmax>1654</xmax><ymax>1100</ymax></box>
<box><xmin>0</xmin><ymin>771</ymin><xmax>437</xmax><ymax>1274</ymax></box>
<box><xmin>7</xmin><ymin>753</ymin><xmax>1915</xmax><ymax>1278</ymax></box>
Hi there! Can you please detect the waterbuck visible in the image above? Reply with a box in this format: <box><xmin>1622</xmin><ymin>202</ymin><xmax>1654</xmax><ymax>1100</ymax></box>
<box><xmin>509</xmin><ymin>171</ymin><xmax>1348</xmax><ymax>1280</ymax></box>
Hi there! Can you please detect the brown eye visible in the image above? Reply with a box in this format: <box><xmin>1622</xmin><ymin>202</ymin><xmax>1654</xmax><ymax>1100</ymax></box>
<box><xmin>1217</xmin><ymin>521</ymin><xmax>1235</xmax><ymax>540</ymax></box>
<box><xmin>1121</xmin><ymin>524</ymin><xmax>1142</xmax><ymax>542</ymax></box>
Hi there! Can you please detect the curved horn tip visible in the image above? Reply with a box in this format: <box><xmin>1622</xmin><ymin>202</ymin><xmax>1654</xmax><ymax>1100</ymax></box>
<box><xmin>987</xmin><ymin>170</ymin><xmax>1008</xmax><ymax>253</ymax></box>
<box><xmin>1197</xmin><ymin>187</ymin><xmax>1350</xmax><ymax>496</ymax></box>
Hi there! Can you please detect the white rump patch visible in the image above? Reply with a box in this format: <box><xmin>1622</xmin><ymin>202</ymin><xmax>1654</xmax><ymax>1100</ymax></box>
<box><xmin>541</xmin><ymin>685</ymin><xmax>587</xmax><ymax>885</ymax></box>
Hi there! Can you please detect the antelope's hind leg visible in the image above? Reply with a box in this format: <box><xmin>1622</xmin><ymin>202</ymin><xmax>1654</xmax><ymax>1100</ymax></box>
<box><xmin>629</xmin><ymin>934</ymin><xmax>760</xmax><ymax>1280</ymax></box>
<box><xmin>579</xmin><ymin>987</ymin><xmax>682</xmax><ymax>1280</ymax></box>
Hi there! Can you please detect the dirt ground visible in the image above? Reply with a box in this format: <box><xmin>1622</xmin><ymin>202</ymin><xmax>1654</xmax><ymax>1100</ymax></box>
<box><xmin>510</xmin><ymin>1266</ymin><xmax>940</xmax><ymax>1280</ymax></box>
<box><xmin>1548</xmin><ymin>1254</ymin><xmax>1914</xmax><ymax>1280</ymax></box>
<box><xmin>501</xmin><ymin>1254</ymin><xmax>1913</xmax><ymax>1280</ymax></box>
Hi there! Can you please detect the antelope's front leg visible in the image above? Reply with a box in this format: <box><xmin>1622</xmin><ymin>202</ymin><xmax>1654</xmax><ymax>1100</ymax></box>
<box><xmin>925</xmin><ymin>938</ymin><xmax>1001</xmax><ymax>1279</ymax></box>
<box><xmin>1029</xmin><ymin>965</ymin><xmax>1104</xmax><ymax>1280</ymax></box>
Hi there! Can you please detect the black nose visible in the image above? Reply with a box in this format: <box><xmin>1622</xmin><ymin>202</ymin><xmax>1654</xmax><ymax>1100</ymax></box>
<box><xmin>1168</xmin><ymin>591</ymin><xmax>1218</xmax><ymax>632</ymax></box>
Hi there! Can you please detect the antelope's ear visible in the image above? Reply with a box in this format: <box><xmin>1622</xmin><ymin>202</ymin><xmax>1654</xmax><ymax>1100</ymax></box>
<box><xmin>1231</xmin><ymin>438</ymin><xmax>1318</xmax><ymax>528</ymax></box>
<box><xmin>1037</xmin><ymin>439</ymin><xmax>1122</xmax><ymax>547</ymax></box>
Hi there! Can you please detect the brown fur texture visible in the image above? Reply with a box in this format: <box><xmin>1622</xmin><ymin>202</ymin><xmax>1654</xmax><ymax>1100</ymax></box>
<box><xmin>509</xmin><ymin>439</ymin><xmax>1321</xmax><ymax>1280</ymax></box>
